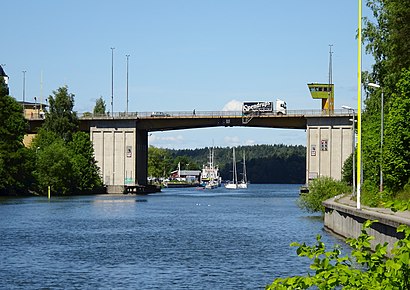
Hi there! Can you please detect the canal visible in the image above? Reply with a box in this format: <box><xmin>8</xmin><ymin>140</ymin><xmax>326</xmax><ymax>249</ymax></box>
<box><xmin>0</xmin><ymin>184</ymin><xmax>349</xmax><ymax>289</ymax></box>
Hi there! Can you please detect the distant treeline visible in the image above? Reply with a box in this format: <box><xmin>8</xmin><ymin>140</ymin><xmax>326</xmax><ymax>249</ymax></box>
<box><xmin>167</xmin><ymin>144</ymin><xmax>306</xmax><ymax>184</ymax></box>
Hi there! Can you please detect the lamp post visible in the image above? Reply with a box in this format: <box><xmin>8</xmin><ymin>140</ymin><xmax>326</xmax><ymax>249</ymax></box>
<box><xmin>368</xmin><ymin>82</ymin><xmax>384</xmax><ymax>192</ymax></box>
<box><xmin>356</xmin><ymin>0</ymin><xmax>363</xmax><ymax>210</ymax></box>
<box><xmin>111</xmin><ymin>47</ymin><xmax>115</xmax><ymax>117</ymax></box>
<box><xmin>22</xmin><ymin>70</ymin><xmax>27</xmax><ymax>114</ymax></box>
<box><xmin>34</xmin><ymin>96</ymin><xmax>37</xmax><ymax>118</ymax></box>
<box><xmin>342</xmin><ymin>106</ymin><xmax>356</xmax><ymax>195</ymax></box>
<box><xmin>126</xmin><ymin>54</ymin><xmax>130</xmax><ymax>115</ymax></box>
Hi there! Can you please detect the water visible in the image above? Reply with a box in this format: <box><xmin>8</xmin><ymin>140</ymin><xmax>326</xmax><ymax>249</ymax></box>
<box><xmin>0</xmin><ymin>184</ymin><xmax>348</xmax><ymax>289</ymax></box>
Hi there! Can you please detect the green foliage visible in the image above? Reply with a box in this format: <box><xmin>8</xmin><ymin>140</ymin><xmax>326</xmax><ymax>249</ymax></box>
<box><xmin>148</xmin><ymin>146</ymin><xmax>172</xmax><ymax>179</ymax></box>
<box><xmin>0</xmin><ymin>147</ymin><xmax>36</xmax><ymax>195</ymax></box>
<box><xmin>384</xmin><ymin>199</ymin><xmax>410</xmax><ymax>212</ymax></box>
<box><xmin>68</xmin><ymin>132</ymin><xmax>103</xmax><ymax>192</ymax></box>
<box><xmin>33</xmin><ymin>131</ymin><xmax>103</xmax><ymax>195</ymax></box>
<box><xmin>43</xmin><ymin>86</ymin><xmax>78</xmax><ymax>141</ymax></box>
<box><xmin>360</xmin><ymin>180</ymin><xmax>387</xmax><ymax>207</ymax></box>
<box><xmin>383</xmin><ymin>69</ymin><xmax>410</xmax><ymax>191</ymax></box>
<box><xmin>34</xmin><ymin>139</ymin><xmax>77</xmax><ymax>195</ymax></box>
<box><xmin>0</xmin><ymin>85</ymin><xmax>27</xmax><ymax>151</ymax></box>
<box><xmin>267</xmin><ymin>220</ymin><xmax>410</xmax><ymax>289</ymax></box>
<box><xmin>93</xmin><ymin>96</ymin><xmax>106</xmax><ymax>115</ymax></box>
<box><xmin>30</xmin><ymin>86</ymin><xmax>102</xmax><ymax>195</ymax></box>
<box><xmin>361</xmin><ymin>1</ymin><xmax>410</xmax><ymax>195</ymax></box>
<box><xmin>171</xmin><ymin>155</ymin><xmax>201</xmax><ymax>171</ymax></box>
<box><xmin>363</xmin><ymin>0</ymin><xmax>410</xmax><ymax>84</ymax></box>
<box><xmin>0</xmin><ymin>77</ymin><xmax>35</xmax><ymax>195</ymax></box>
<box><xmin>298</xmin><ymin>177</ymin><xmax>350</xmax><ymax>213</ymax></box>
<box><xmin>341</xmin><ymin>152</ymin><xmax>355</xmax><ymax>185</ymax></box>
<box><xmin>384</xmin><ymin>182</ymin><xmax>410</xmax><ymax>211</ymax></box>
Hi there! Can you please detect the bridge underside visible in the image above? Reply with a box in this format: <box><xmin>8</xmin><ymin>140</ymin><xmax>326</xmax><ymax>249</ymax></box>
<box><xmin>136</xmin><ymin>115</ymin><xmax>307</xmax><ymax>131</ymax></box>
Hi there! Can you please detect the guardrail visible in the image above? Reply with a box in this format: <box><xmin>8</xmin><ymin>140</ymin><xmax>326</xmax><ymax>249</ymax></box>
<box><xmin>77</xmin><ymin>109</ymin><xmax>354</xmax><ymax>120</ymax></box>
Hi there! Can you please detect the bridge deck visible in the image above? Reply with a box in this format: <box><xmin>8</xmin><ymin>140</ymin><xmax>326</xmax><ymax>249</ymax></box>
<box><xmin>78</xmin><ymin>109</ymin><xmax>351</xmax><ymax>120</ymax></box>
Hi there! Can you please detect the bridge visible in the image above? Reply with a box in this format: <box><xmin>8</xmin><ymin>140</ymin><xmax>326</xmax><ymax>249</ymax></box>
<box><xmin>53</xmin><ymin>109</ymin><xmax>353</xmax><ymax>193</ymax></box>
<box><xmin>26</xmin><ymin>109</ymin><xmax>354</xmax><ymax>192</ymax></box>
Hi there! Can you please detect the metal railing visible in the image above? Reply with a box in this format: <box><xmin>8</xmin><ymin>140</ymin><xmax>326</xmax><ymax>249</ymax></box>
<box><xmin>78</xmin><ymin>109</ymin><xmax>353</xmax><ymax>120</ymax></box>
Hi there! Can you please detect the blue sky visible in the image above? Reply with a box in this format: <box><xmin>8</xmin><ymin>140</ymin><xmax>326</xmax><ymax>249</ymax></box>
<box><xmin>3</xmin><ymin>0</ymin><xmax>374</xmax><ymax>149</ymax></box>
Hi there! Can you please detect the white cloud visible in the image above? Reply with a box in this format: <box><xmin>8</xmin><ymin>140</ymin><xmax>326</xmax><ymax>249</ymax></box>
<box><xmin>224</xmin><ymin>136</ymin><xmax>241</xmax><ymax>146</ymax></box>
<box><xmin>149</xmin><ymin>134</ymin><xmax>184</xmax><ymax>146</ymax></box>
<box><xmin>244</xmin><ymin>139</ymin><xmax>256</xmax><ymax>146</ymax></box>
<box><xmin>222</xmin><ymin>99</ymin><xmax>242</xmax><ymax>111</ymax></box>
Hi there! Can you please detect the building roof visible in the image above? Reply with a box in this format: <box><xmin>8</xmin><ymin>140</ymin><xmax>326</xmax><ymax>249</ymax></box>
<box><xmin>17</xmin><ymin>101</ymin><xmax>48</xmax><ymax>108</ymax></box>
<box><xmin>0</xmin><ymin>65</ymin><xmax>8</xmax><ymax>77</ymax></box>
<box><xmin>171</xmin><ymin>170</ymin><xmax>201</xmax><ymax>176</ymax></box>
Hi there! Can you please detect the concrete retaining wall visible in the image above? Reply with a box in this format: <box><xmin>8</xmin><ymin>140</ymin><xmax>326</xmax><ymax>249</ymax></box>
<box><xmin>323</xmin><ymin>197</ymin><xmax>410</xmax><ymax>252</ymax></box>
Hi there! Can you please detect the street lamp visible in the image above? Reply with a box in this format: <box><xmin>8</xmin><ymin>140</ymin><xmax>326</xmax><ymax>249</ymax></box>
<box><xmin>356</xmin><ymin>0</ymin><xmax>363</xmax><ymax>210</ymax></box>
<box><xmin>368</xmin><ymin>82</ymin><xmax>384</xmax><ymax>192</ymax></box>
<box><xmin>126</xmin><ymin>54</ymin><xmax>130</xmax><ymax>115</ymax></box>
<box><xmin>111</xmin><ymin>47</ymin><xmax>115</xmax><ymax>117</ymax></box>
<box><xmin>342</xmin><ymin>105</ymin><xmax>356</xmax><ymax>195</ymax></box>
<box><xmin>22</xmin><ymin>70</ymin><xmax>27</xmax><ymax>114</ymax></box>
<box><xmin>34</xmin><ymin>96</ymin><xmax>37</xmax><ymax>118</ymax></box>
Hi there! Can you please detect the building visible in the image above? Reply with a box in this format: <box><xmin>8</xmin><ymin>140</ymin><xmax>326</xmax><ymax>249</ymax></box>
<box><xmin>0</xmin><ymin>65</ymin><xmax>9</xmax><ymax>95</ymax></box>
<box><xmin>18</xmin><ymin>101</ymin><xmax>47</xmax><ymax>119</ymax></box>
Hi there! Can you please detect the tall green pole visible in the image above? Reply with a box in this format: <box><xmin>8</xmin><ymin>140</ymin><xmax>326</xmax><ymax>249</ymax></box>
<box><xmin>357</xmin><ymin>0</ymin><xmax>362</xmax><ymax>209</ymax></box>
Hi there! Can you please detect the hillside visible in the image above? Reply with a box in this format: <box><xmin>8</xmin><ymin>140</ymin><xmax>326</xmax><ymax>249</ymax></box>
<box><xmin>167</xmin><ymin>144</ymin><xmax>306</xmax><ymax>184</ymax></box>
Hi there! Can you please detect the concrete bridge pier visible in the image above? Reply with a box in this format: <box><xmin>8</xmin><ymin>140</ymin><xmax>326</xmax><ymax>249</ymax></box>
<box><xmin>305</xmin><ymin>117</ymin><xmax>353</xmax><ymax>184</ymax></box>
<box><xmin>136</xmin><ymin>129</ymin><xmax>148</xmax><ymax>186</ymax></box>
<box><xmin>89</xmin><ymin>120</ymin><xmax>150</xmax><ymax>193</ymax></box>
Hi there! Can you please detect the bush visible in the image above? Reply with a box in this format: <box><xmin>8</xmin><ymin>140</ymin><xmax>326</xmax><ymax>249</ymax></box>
<box><xmin>266</xmin><ymin>221</ymin><xmax>410</xmax><ymax>289</ymax></box>
<box><xmin>360</xmin><ymin>180</ymin><xmax>387</xmax><ymax>207</ymax></box>
<box><xmin>298</xmin><ymin>177</ymin><xmax>350</xmax><ymax>213</ymax></box>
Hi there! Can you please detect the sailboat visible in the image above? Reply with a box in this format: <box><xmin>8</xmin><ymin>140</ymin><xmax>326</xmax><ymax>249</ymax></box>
<box><xmin>238</xmin><ymin>151</ymin><xmax>248</xmax><ymax>189</ymax></box>
<box><xmin>225</xmin><ymin>148</ymin><xmax>239</xmax><ymax>189</ymax></box>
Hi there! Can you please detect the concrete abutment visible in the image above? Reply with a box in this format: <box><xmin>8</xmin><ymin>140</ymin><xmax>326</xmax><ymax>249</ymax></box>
<box><xmin>323</xmin><ymin>196</ymin><xmax>410</xmax><ymax>253</ymax></box>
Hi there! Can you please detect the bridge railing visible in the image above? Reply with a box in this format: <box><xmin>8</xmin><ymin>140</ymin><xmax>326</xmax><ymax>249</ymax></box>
<box><xmin>77</xmin><ymin>109</ymin><xmax>352</xmax><ymax>119</ymax></box>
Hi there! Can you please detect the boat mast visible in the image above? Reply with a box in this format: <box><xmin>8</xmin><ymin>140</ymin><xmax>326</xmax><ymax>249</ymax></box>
<box><xmin>242</xmin><ymin>151</ymin><xmax>247</xmax><ymax>184</ymax></box>
<box><xmin>232</xmin><ymin>147</ymin><xmax>237</xmax><ymax>185</ymax></box>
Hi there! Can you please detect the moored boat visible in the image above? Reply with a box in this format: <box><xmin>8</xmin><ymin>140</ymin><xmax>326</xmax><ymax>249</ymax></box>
<box><xmin>225</xmin><ymin>147</ymin><xmax>238</xmax><ymax>189</ymax></box>
<box><xmin>200</xmin><ymin>147</ymin><xmax>221</xmax><ymax>189</ymax></box>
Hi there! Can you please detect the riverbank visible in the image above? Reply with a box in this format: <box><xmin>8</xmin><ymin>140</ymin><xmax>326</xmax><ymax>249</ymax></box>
<box><xmin>323</xmin><ymin>195</ymin><xmax>410</xmax><ymax>252</ymax></box>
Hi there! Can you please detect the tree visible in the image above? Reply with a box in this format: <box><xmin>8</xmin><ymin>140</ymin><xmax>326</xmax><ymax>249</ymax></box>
<box><xmin>68</xmin><ymin>132</ymin><xmax>103</xmax><ymax>192</ymax></box>
<box><xmin>148</xmin><ymin>146</ymin><xmax>172</xmax><ymax>179</ymax></box>
<box><xmin>43</xmin><ymin>86</ymin><xmax>78</xmax><ymax>141</ymax></box>
<box><xmin>32</xmin><ymin>86</ymin><xmax>103</xmax><ymax>195</ymax></box>
<box><xmin>342</xmin><ymin>152</ymin><xmax>356</xmax><ymax>186</ymax></box>
<box><xmin>93</xmin><ymin>96</ymin><xmax>106</xmax><ymax>115</ymax></box>
<box><xmin>363</xmin><ymin>0</ymin><xmax>410</xmax><ymax>86</ymax></box>
<box><xmin>382</xmin><ymin>69</ymin><xmax>410</xmax><ymax>191</ymax></box>
<box><xmin>361</xmin><ymin>0</ymin><xmax>410</xmax><ymax>195</ymax></box>
<box><xmin>34</xmin><ymin>139</ymin><xmax>77</xmax><ymax>195</ymax></box>
<box><xmin>0</xmin><ymin>78</ymin><xmax>34</xmax><ymax>195</ymax></box>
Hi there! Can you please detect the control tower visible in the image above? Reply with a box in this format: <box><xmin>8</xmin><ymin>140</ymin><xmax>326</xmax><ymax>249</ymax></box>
<box><xmin>307</xmin><ymin>83</ymin><xmax>334</xmax><ymax>114</ymax></box>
